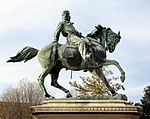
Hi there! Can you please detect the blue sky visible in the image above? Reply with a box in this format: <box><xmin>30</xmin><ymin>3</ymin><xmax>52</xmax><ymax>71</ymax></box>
<box><xmin>0</xmin><ymin>0</ymin><xmax>150</xmax><ymax>102</ymax></box>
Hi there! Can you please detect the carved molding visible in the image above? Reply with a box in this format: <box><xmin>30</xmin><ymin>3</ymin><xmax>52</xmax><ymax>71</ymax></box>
<box><xmin>31</xmin><ymin>100</ymin><xmax>142</xmax><ymax>114</ymax></box>
<box><xmin>33</xmin><ymin>106</ymin><xmax>140</xmax><ymax>113</ymax></box>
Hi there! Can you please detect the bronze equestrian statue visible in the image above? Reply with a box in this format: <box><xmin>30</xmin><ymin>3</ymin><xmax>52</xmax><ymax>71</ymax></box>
<box><xmin>7</xmin><ymin>10</ymin><xmax>125</xmax><ymax>99</ymax></box>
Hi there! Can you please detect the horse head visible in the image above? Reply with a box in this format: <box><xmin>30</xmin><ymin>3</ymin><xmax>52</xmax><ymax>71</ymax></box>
<box><xmin>87</xmin><ymin>24</ymin><xmax>121</xmax><ymax>53</ymax></box>
<box><xmin>105</xmin><ymin>28</ymin><xmax>121</xmax><ymax>53</ymax></box>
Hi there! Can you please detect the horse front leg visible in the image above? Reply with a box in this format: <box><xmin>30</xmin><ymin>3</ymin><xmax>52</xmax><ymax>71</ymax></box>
<box><xmin>95</xmin><ymin>68</ymin><xmax>116</xmax><ymax>95</ymax></box>
<box><xmin>102</xmin><ymin>59</ymin><xmax>125</xmax><ymax>83</ymax></box>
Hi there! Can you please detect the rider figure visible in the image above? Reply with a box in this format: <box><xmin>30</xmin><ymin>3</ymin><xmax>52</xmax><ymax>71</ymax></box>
<box><xmin>53</xmin><ymin>10</ymin><xmax>91</xmax><ymax>62</ymax></box>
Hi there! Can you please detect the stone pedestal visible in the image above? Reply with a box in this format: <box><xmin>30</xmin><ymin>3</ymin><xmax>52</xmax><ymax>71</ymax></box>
<box><xmin>31</xmin><ymin>100</ymin><xmax>142</xmax><ymax>119</ymax></box>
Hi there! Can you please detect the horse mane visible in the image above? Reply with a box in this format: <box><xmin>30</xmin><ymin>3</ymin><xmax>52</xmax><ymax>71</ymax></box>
<box><xmin>87</xmin><ymin>25</ymin><xmax>104</xmax><ymax>39</ymax></box>
<box><xmin>87</xmin><ymin>29</ymin><xmax>97</xmax><ymax>38</ymax></box>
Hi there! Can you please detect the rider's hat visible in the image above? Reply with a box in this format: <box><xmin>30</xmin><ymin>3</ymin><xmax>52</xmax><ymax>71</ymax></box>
<box><xmin>62</xmin><ymin>10</ymin><xmax>70</xmax><ymax>16</ymax></box>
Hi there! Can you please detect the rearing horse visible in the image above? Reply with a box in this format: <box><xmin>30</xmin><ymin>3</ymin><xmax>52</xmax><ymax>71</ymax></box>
<box><xmin>7</xmin><ymin>25</ymin><xmax>125</xmax><ymax>99</ymax></box>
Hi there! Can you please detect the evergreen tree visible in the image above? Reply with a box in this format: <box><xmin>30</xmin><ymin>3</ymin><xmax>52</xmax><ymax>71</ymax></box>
<box><xmin>140</xmin><ymin>86</ymin><xmax>150</xmax><ymax>119</ymax></box>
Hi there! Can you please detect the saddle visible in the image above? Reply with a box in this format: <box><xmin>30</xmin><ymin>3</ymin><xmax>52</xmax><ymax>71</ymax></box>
<box><xmin>62</xmin><ymin>42</ymin><xmax>82</xmax><ymax>67</ymax></box>
<box><xmin>62</xmin><ymin>40</ymin><xmax>106</xmax><ymax>67</ymax></box>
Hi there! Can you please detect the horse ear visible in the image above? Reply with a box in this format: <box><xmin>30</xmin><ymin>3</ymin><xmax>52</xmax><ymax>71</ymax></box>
<box><xmin>118</xmin><ymin>31</ymin><xmax>120</xmax><ymax>35</ymax></box>
<box><xmin>95</xmin><ymin>25</ymin><xmax>102</xmax><ymax>29</ymax></box>
<box><xmin>95</xmin><ymin>26</ymin><xmax>99</xmax><ymax>29</ymax></box>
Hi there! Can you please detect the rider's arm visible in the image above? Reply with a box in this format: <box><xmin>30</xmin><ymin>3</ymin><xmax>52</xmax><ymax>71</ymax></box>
<box><xmin>71</xmin><ymin>22</ymin><xmax>83</xmax><ymax>38</ymax></box>
<box><xmin>75</xmin><ymin>28</ymin><xmax>83</xmax><ymax>38</ymax></box>
<box><xmin>53</xmin><ymin>22</ymin><xmax>63</xmax><ymax>43</ymax></box>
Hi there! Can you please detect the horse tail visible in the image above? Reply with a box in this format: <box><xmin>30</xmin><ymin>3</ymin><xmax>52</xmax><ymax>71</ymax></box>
<box><xmin>7</xmin><ymin>46</ymin><xmax>39</xmax><ymax>63</ymax></box>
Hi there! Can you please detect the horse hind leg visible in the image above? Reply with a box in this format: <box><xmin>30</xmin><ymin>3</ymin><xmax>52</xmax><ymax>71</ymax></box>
<box><xmin>51</xmin><ymin>74</ymin><xmax>72</xmax><ymax>98</ymax></box>
<box><xmin>37</xmin><ymin>68</ymin><xmax>55</xmax><ymax>99</ymax></box>
<box><xmin>50</xmin><ymin>66</ymin><xmax>72</xmax><ymax>98</ymax></box>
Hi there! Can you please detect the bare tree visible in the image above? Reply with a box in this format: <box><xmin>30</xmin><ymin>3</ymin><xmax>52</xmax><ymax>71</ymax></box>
<box><xmin>0</xmin><ymin>79</ymin><xmax>46</xmax><ymax>119</ymax></box>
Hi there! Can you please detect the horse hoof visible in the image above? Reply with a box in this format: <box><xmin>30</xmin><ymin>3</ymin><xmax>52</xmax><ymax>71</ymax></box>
<box><xmin>66</xmin><ymin>93</ymin><xmax>72</xmax><ymax>98</ymax></box>
<box><xmin>45</xmin><ymin>94</ymin><xmax>55</xmax><ymax>100</ymax></box>
<box><xmin>112</xmin><ymin>92</ymin><xmax>118</xmax><ymax>96</ymax></box>
<box><xmin>46</xmin><ymin>96</ymin><xmax>55</xmax><ymax>100</ymax></box>
<box><xmin>120</xmin><ymin>76</ymin><xmax>125</xmax><ymax>82</ymax></box>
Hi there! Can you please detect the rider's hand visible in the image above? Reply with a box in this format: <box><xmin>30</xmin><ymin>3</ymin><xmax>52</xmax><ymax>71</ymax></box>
<box><xmin>78</xmin><ymin>32</ymin><xmax>84</xmax><ymax>38</ymax></box>
<box><xmin>79</xmin><ymin>32</ymin><xmax>85</xmax><ymax>39</ymax></box>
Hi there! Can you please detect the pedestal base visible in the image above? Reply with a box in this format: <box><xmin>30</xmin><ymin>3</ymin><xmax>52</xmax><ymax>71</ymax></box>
<box><xmin>31</xmin><ymin>100</ymin><xmax>142</xmax><ymax>119</ymax></box>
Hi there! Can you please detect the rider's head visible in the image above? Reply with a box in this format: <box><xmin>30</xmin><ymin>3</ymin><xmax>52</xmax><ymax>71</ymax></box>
<box><xmin>62</xmin><ymin>10</ymin><xmax>71</xmax><ymax>21</ymax></box>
